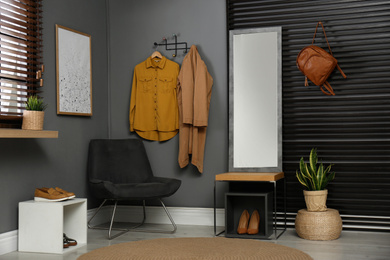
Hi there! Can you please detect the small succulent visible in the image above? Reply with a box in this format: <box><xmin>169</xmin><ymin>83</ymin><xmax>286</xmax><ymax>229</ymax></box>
<box><xmin>296</xmin><ymin>148</ymin><xmax>335</xmax><ymax>191</ymax></box>
<box><xmin>25</xmin><ymin>96</ymin><xmax>47</xmax><ymax>111</ymax></box>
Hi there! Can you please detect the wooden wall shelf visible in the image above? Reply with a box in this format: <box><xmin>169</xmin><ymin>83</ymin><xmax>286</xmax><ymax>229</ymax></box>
<box><xmin>0</xmin><ymin>129</ymin><xmax>58</xmax><ymax>138</ymax></box>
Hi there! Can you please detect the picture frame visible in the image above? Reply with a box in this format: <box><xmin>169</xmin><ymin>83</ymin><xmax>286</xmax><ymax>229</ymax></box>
<box><xmin>56</xmin><ymin>24</ymin><xmax>92</xmax><ymax>116</ymax></box>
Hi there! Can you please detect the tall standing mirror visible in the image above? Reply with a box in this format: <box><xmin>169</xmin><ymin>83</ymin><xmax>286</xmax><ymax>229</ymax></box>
<box><xmin>229</xmin><ymin>27</ymin><xmax>282</xmax><ymax>172</ymax></box>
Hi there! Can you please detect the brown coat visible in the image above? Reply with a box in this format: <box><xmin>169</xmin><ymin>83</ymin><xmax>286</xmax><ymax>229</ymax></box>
<box><xmin>177</xmin><ymin>45</ymin><xmax>213</xmax><ymax>173</ymax></box>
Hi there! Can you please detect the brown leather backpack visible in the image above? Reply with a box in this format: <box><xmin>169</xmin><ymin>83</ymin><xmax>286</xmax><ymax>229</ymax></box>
<box><xmin>296</xmin><ymin>21</ymin><xmax>346</xmax><ymax>96</ymax></box>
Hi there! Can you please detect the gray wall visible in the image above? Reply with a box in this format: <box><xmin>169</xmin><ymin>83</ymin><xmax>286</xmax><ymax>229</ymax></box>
<box><xmin>0</xmin><ymin>0</ymin><xmax>227</xmax><ymax>234</ymax></box>
<box><xmin>108</xmin><ymin>0</ymin><xmax>228</xmax><ymax>207</ymax></box>
<box><xmin>0</xmin><ymin>0</ymin><xmax>108</xmax><ymax>233</ymax></box>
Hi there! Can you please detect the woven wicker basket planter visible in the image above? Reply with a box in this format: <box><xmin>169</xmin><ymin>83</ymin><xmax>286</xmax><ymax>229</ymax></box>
<box><xmin>22</xmin><ymin>110</ymin><xmax>44</xmax><ymax>130</ymax></box>
<box><xmin>295</xmin><ymin>208</ymin><xmax>342</xmax><ymax>241</ymax></box>
<box><xmin>304</xmin><ymin>189</ymin><xmax>328</xmax><ymax>212</ymax></box>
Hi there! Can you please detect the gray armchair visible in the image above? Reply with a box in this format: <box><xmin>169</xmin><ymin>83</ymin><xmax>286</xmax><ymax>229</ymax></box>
<box><xmin>87</xmin><ymin>139</ymin><xmax>181</xmax><ymax>239</ymax></box>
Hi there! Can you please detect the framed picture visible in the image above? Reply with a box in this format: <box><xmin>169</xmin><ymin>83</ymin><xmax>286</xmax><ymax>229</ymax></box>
<box><xmin>56</xmin><ymin>24</ymin><xmax>92</xmax><ymax>116</ymax></box>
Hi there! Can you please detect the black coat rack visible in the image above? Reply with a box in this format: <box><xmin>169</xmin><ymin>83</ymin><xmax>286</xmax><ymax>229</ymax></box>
<box><xmin>154</xmin><ymin>34</ymin><xmax>190</xmax><ymax>57</ymax></box>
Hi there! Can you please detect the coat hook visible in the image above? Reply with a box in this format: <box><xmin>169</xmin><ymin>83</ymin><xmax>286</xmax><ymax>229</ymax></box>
<box><xmin>154</xmin><ymin>34</ymin><xmax>189</xmax><ymax>58</ymax></box>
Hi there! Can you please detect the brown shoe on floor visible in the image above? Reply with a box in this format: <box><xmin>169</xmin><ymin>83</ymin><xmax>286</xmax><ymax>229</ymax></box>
<box><xmin>55</xmin><ymin>187</ymin><xmax>76</xmax><ymax>199</ymax></box>
<box><xmin>34</xmin><ymin>188</ymin><xmax>68</xmax><ymax>202</ymax></box>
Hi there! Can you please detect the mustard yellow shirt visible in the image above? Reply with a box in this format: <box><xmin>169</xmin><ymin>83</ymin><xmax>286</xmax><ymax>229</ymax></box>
<box><xmin>129</xmin><ymin>56</ymin><xmax>180</xmax><ymax>141</ymax></box>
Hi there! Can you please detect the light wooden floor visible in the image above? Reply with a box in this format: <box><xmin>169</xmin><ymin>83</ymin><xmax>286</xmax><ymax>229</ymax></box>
<box><xmin>1</xmin><ymin>224</ymin><xmax>389</xmax><ymax>259</ymax></box>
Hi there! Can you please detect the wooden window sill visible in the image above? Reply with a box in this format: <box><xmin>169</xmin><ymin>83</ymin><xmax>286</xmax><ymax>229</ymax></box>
<box><xmin>0</xmin><ymin>129</ymin><xmax>59</xmax><ymax>138</ymax></box>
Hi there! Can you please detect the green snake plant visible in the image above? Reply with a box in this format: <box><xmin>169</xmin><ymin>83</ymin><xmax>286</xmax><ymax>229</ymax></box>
<box><xmin>296</xmin><ymin>148</ymin><xmax>335</xmax><ymax>191</ymax></box>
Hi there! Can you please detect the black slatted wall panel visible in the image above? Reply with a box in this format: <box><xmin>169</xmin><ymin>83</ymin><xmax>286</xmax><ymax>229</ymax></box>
<box><xmin>228</xmin><ymin>0</ymin><xmax>390</xmax><ymax>231</ymax></box>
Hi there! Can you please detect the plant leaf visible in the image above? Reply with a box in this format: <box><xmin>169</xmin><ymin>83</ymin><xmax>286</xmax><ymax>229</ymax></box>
<box><xmin>296</xmin><ymin>170</ymin><xmax>309</xmax><ymax>189</ymax></box>
<box><xmin>322</xmin><ymin>171</ymin><xmax>335</xmax><ymax>189</ymax></box>
<box><xmin>309</xmin><ymin>148</ymin><xmax>318</xmax><ymax>175</ymax></box>
<box><xmin>323</xmin><ymin>164</ymin><xmax>332</xmax><ymax>175</ymax></box>
<box><xmin>320</xmin><ymin>164</ymin><xmax>330</xmax><ymax>189</ymax></box>
<box><xmin>317</xmin><ymin>163</ymin><xmax>324</xmax><ymax>190</ymax></box>
<box><xmin>305</xmin><ymin>163</ymin><xmax>316</xmax><ymax>190</ymax></box>
<box><xmin>299</xmin><ymin>157</ymin><xmax>310</xmax><ymax>179</ymax></box>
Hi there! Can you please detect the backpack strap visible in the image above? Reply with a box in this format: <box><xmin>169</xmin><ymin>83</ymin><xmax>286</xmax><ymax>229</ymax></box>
<box><xmin>336</xmin><ymin>64</ymin><xmax>347</xmax><ymax>78</ymax></box>
<box><xmin>312</xmin><ymin>21</ymin><xmax>347</xmax><ymax>79</ymax></box>
<box><xmin>320</xmin><ymin>81</ymin><xmax>336</xmax><ymax>96</ymax></box>
<box><xmin>312</xmin><ymin>21</ymin><xmax>333</xmax><ymax>55</ymax></box>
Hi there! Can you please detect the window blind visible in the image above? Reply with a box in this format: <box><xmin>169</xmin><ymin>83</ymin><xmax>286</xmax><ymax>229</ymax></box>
<box><xmin>227</xmin><ymin>0</ymin><xmax>390</xmax><ymax>232</ymax></box>
<box><xmin>0</xmin><ymin>0</ymin><xmax>43</xmax><ymax>128</ymax></box>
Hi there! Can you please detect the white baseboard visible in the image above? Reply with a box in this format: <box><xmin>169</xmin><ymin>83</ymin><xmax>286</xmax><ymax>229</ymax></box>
<box><xmin>88</xmin><ymin>205</ymin><xmax>226</xmax><ymax>227</ymax></box>
<box><xmin>0</xmin><ymin>206</ymin><xmax>224</xmax><ymax>256</ymax></box>
<box><xmin>0</xmin><ymin>230</ymin><xmax>18</xmax><ymax>256</ymax></box>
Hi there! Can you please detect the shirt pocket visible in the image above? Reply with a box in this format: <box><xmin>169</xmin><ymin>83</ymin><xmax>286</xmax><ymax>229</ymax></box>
<box><xmin>158</xmin><ymin>77</ymin><xmax>174</xmax><ymax>94</ymax></box>
<box><xmin>139</xmin><ymin>77</ymin><xmax>153</xmax><ymax>93</ymax></box>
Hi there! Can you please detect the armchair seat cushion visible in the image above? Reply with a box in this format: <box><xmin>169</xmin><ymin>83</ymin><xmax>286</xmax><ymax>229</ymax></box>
<box><xmin>95</xmin><ymin>176</ymin><xmax>181</xmax><ymax>200</ymax></box>
<box><xmin>88</xmin><ymin>139</ymin><xmax>181</xmax><ymax>202</ymax></box>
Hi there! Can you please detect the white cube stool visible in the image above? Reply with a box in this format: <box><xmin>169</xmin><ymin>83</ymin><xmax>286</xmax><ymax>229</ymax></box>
<box><xmin>19</xmin><ymin>198</ymin><xmax>87</xmax><ymax>254</ymax></box>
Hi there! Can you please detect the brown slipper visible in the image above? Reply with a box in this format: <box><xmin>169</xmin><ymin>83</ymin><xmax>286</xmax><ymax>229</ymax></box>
<box><xmin>63</xmin><ymin>237</ymin><xmax>70</xmax><ymax>248</ymax></box>
<box><xmin>34</xmin><ymin>188</ymin><xmax>68</xmax><ymax>202</ymax></box>
<box><xmin>64</xmin><ymin>233</ymin><xmax>77</xmax><ymax>246</ymax></box>
<box><xmin>56</xmin><ymin>187</ymin><xmax>76</xmax><ymax>199</ymax></box>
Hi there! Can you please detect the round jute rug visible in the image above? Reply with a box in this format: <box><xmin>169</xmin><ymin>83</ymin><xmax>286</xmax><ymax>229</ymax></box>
<box><xmin>78</xmin><ymin>237</ymin><xmax>313</xmax><ymax>260</ymax></box>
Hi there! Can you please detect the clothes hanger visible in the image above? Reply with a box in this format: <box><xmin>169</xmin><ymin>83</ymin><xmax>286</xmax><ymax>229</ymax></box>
<box><xmin>151</xmin><ymin>50</ymin><xmax>162</xmax><ymax>59</ymax></box>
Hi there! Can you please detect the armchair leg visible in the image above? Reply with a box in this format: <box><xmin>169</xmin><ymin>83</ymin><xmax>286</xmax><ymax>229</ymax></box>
<box><xmin>87</xmin><ymin>199</ymin><xmax>108</xmax><ymax>228</ymax></box>
<box><xmin>87</xmin><ymin>199</ymin><xmax>177</xmax><ymax>239</ymax></box>
<box><xmin>88</xmin><ymin>199</ymin><xmax>146</xmax><ymax>240</ymax></box>
<box><xmin>156</xmin><ymin>198</ymin><xmax>177</xmax><ymax>233</ymax></box>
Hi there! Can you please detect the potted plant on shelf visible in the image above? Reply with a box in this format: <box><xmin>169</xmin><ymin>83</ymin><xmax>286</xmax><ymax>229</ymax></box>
<box><xmin>296</xmin><ymin>148</ymin><xmax>335</xmax><ymax>212</ymax></box>
<box><xmin>22</xmin><ymin>96</ymin><xmax>47</xmax><ymax>131</ymax></box>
